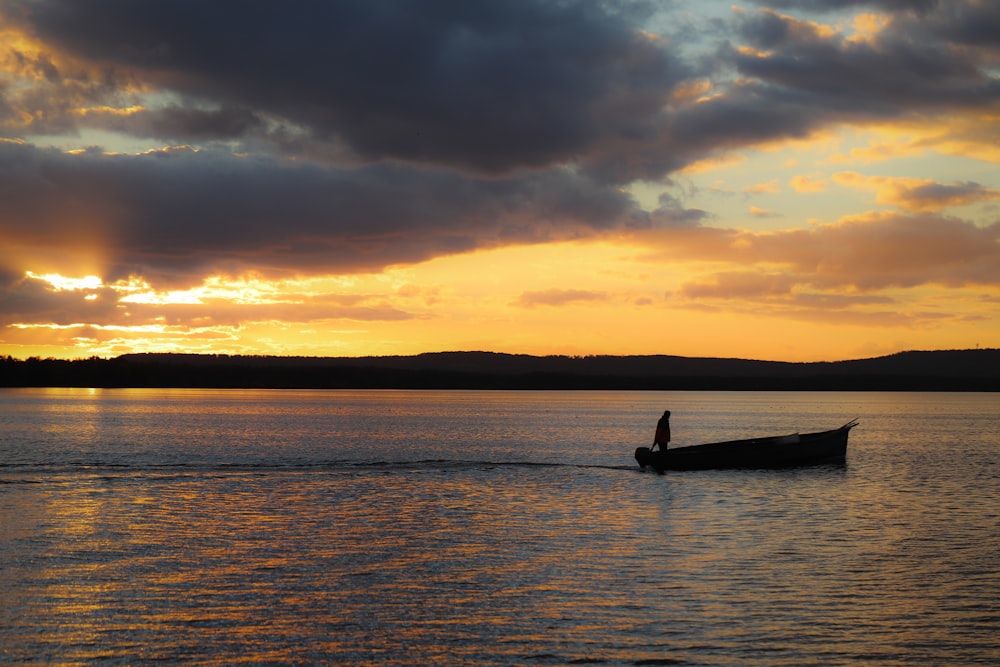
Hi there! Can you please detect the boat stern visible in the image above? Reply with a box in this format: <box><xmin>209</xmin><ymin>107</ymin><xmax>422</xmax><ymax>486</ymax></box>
<box><xmin>635</xmin><ymin>446</ymin><xmax>652</xmax><ymax>468</ymax></box>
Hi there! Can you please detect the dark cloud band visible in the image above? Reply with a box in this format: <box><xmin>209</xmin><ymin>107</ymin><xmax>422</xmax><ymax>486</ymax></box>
<box><xmin>0</xmin><ymin>140</ymin><xmax>643</xmax><ymax>283</ymax></box>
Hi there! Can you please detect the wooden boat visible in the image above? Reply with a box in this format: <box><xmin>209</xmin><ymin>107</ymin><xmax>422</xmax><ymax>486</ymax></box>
<box><xmin>635</xmin><ymin>419</ymin><xmax>858</xmax><ymax>472</ymax></box>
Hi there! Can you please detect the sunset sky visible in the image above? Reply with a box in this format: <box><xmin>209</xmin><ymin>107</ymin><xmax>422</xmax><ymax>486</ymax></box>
<box><xmin>1</xmin><ymin>0</ymin><xmax>997</xmax><ymax>362</ymax></box>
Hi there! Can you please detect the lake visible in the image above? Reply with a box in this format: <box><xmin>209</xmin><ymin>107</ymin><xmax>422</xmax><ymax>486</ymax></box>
<box><xmin>1</xmin><ymin>389</ymin><xmax>997</xmax><ymax>665</ymax></box>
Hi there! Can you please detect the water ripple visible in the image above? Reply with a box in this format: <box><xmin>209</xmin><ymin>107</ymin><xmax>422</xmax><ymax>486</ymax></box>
<box><xmin>1</xmin><ymin>389</ymin><xmax>998</xmax><ymax>665</ymax></box>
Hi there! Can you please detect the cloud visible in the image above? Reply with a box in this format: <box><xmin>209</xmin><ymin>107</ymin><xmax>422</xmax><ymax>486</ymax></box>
<box><xmin>786</xmin><ymin>214</ymin><xmax>1000</xmax><ymax>290</ymax></box>
<box><xmin>662</xmin><ymin>209</ymin><xmax>999</xmax><ymax>330</ymax></box>
<box><xmin>0</xmin><ymin>269</ymin><xmax>424</xmax><ymax>331</ymax></box>
<box><xmin>730</xmin><ymin>5</ymin><xmax>1000</xmax><ymax>119</ymax></box>
<box><xmin>2</xmin><ymin>0</ymin><xmax>682</xmax><ymax>176</ymax></box>
<box><xmin>681</xmin><ymin>271</ymin><xmax>799</xmax><ymax>299</ymax></box>
<box><xmin>826</xmin><ymin>140</ymin><xmax>919</xmax><ymax>164</ymax></box>
<box><xmin>833</xmin><ymin>172</ymin><xmax>1000</xmax><ymax>211</ymax></box>
<box><xmin>675</xmin><ymin>269</ymin><xmax>926</xmax><ymax>328</ymax></box>
<box><xmin>650</xmin><ymin>192</ymin><xmax>711</xmax><ymax>227</ymax></box>
<box><xmin>641</xmin><ymin>212</ymin><xmax>1000</xmax><ymax>292</ymax></box>
<box><xmin>752</xmin><ymin>1</ymin><xmax>941</xmax><ymax>13</ymax></box>
<box><xmin>744</xmin><ymin>180</ymin><xmax>781</xmax><ymax>194</ymax></box>
<box><xmin>515</xmin><ymin>289</ymin><xmax>608</xmax><ymax>308</ymax></box>
<box><xmin>749</xmin><ymin>206</ymin><xmax>781</xmax><ymax>218</ymax></box>
<box><xmin>0</xmin><ymin>273</ymin><xmax>118</xmax><ymax>326</ymax></box>
<box><xmin>4</xmin><ymin>1</ymin><xmax>995</xmax><ymax>186</ymax></box>
<box><xmin>790</xmin><ymin>174</ymin><xmax>827</xmax><ymax>193</ymax></box>
<box><xmin>85</xmin><ymin>105</ymin><xmax>268</xmax><ymax>142</ymax></box>
<box><xmin>0</xmin><ymin>140</ymin><xmax>644</xmax><ymax>285</ymax></box>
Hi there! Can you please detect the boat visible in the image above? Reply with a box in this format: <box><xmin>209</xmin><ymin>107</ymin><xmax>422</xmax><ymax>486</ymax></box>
<box><xmin>634</xmin><ymin>419</ymin><xmax>858</xmax><ymax>472</ymax></box>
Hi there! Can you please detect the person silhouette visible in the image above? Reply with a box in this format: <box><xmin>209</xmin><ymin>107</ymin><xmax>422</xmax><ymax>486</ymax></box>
<box><xmin>653</xmin><ymin>410</ymin><xmax>671</xmax><ymax>451</ymax></box>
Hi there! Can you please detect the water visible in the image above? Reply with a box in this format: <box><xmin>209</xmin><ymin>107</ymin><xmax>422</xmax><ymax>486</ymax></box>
<box><xmin>1</xmin><ymin>389</ymin><xmax>997</xmax><ymax>666</ymax></box>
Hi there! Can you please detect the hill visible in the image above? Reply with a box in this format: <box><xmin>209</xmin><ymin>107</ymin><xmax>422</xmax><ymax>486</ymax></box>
<box><xmin>1</xmin><ymin>349</ymin><xmax>997</xmax><ymax>390</ymax></box>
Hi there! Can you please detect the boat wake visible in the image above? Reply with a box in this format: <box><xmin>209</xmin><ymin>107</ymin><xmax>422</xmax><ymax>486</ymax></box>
<box><xmin>0</xmin><ymin>458</ymin><xmax>638</xmax><ymax>483</ymax></box>
<box><xmin>378</xmin><ymin>459</ymin><xmax>637</xmax><ymax>472</ymax></box>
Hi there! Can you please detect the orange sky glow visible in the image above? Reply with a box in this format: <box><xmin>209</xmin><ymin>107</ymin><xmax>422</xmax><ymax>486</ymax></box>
<box><xmin>1</xmin><ymin>1</ymin><xmax>997</xmax><ymax>362</ymax></box>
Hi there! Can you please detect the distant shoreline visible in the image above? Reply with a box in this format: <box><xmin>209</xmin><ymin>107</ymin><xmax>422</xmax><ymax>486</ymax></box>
<box><xmin>2</xmin><ymin>349</ymin><xmax>997</xmax><ymax>391</ymax></box>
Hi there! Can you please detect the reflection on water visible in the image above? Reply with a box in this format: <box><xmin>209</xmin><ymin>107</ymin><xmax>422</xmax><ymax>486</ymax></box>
<box><xmin>1</xmin><ymin>389</ymin><xmax>998</xmax><ymax>665</ymax></box>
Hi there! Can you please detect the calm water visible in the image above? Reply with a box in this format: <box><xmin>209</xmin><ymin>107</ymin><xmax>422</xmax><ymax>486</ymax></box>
<box><xmin>1</xmin><ymin>389</ymin><xmax>998</xmax><ymax>666</ymax></box>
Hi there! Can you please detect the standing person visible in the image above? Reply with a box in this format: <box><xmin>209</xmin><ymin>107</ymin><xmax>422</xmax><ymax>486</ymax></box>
<box><xmin>654</xmin><ymin>410</ymin><xmax>671</xmax><ymax>451</ymax></box>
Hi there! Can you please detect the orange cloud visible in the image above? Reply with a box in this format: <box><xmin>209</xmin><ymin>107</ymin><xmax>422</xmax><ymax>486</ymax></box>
<box><xmin>669</xmin><ymin>78</ymin><xmax>715</xmax><ymax>105</ymax></box>
<box><xmin>515</xmin><ymin>289</ymin><xmax>609</xmax><ymax>308</ymax></box>
<box><xmin>826</xmin><ymin>140</ymin><xmax>921</xmax><ymax>164</ymax></box>
<box><xmin>749</xmin><ymin>206</ymin><xmax>780</xmax><ymax>218</ymax></box>
<box><xmin>789</xmin><ymin>174</ymin><xmax>827</xmax><ymax>193</ymax></box>
<box><xmin>833</xmin><ymin>172</ymin><xmax>1000</xmax><ymax>212</ymax></box>
<box><xmin>680</xmin><ymin>271</ymin><xmax>797</xmax><ymax>299</ymax></box>
<box><xmin>911</xmin><ymin>114</ymin><xmax>1000</xmax><ymax>163</ymax></box>
<box><xmin>638</xmin><ymin>212</ymin><xmax>1000</xmax><ymax>293</ymax></box>
<box><xmin>634</xmin><ymin>212</ymin><xmax>999</xmax><ymax>336</ymax></box>
<box><xmin>834</xmin><ymin>115</ymin><xmax>1000</xmax><ymax>165</ymax></box>
<box><xmin>744</xmin><ymin>180</ymin><xmax>780</xmax><ymax>194</ymax></box>
<box><xmin>847</xmin><ymin>12</ymin><xmax>892</xmax><ymax>44</ymax></box>
<box><xmin>679</xmin><ymin>153</ymin><xmax>747</xmax><ymax>174</ymax></box>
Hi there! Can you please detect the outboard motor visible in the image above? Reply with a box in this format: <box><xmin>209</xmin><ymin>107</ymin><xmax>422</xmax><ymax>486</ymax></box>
<box><xmin>635</xmin><ymin>446</ymin><xmax>651</xmax><ymax>468</ymax></box>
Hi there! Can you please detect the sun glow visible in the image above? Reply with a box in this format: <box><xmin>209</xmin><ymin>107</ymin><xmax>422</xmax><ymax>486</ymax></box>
<box><xmin>27</xmin><ymin>272</ymin><xmax>103</xmax><ymax>291</ymax></box>
<box><xmin>117</xmin><ymin>275</ymin><xmax>295</xmax><ymax>306</ymax></box>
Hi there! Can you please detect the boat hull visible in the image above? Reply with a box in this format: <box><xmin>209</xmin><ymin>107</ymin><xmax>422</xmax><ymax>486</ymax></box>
<box><xmin>635</xmin><ymin>422</ymin><xmax>856</xmax><ymax>472</ymax></box>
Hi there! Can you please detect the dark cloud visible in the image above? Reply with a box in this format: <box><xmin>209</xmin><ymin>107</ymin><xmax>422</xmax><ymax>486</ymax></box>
<box><xmin>751</xmin><ymin>0</ymin><xmax>941</xmax><ymax>12</ymax></box>
<box><xmin>6</xmin><ymin>0</ymin><xmax>680</xmax><ymax>174</ymax></box>
<box><xmin>586</xmin><ymin>2</ymin><xmax>997</xmax><ymax>181</ymax></box>
<box><xmin>91</xmin><ymin>106</ymin><xmax>268</xmax><ymax>142</ymax></box>
<box><xmin>733</xmin><ymin>7</ymin><xmax>1000</xmax><ymax>115</ymax></box>
<box><xmin>0</xmin><ymin>274</ymin><xmax>118</xmax><ymax>326</ymax></box>
<box><xmin>903</xmin><ymin>181</ymin><xmax>1000</xmax><ymax>212</ymax></box>
<box><xmin>650</xmin><ymin>192</ymin><xmax>710</xmax><ymax>227</ymax></box>
<box><xmin>0</xmin><ymin>140</ymin><xmax>643</xmax><ymax>284</ymax></box>
<box><xmin>755</xmin><ymin>0</ymin><xmax>1000</xmax><ymax>46</ymax></box>
<box><xmin>3</xmin><ymin>0</ymin><xmax>997</xmax><ymax>184</ymax></box>
<box><xmin>903</xmin><ymin>1</ymin><xmax>1000</xmax><ymax>51</ymax></box>
<box><xmin>581</xmin><ymin>0</ymin><xmax>999</xmax><ymax>182</ymax></box>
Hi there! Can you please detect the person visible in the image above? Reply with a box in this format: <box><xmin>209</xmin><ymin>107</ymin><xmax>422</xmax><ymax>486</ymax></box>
<box><xmin>653</xmin><ymin>410</ymin><xmax>671</xmax><ymax>451</ymax></box>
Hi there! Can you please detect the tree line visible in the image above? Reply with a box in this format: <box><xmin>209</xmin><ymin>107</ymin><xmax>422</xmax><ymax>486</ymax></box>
<box><xmin>1</xmin><ymin>351</ymin><xmax>997</xmax><ymax>390</ymax></box>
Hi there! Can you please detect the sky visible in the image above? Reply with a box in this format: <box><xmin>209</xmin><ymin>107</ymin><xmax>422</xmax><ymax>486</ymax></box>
<box><xmin>0</xmin><ymin>0</ymin><xmax>997</xmax><ymax>362</ymax></box>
